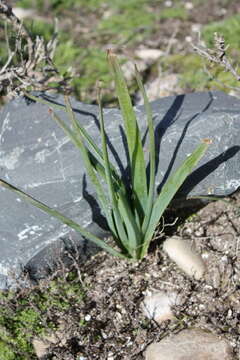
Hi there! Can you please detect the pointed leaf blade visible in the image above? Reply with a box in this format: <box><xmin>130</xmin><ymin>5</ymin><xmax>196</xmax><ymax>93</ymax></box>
<box><xmin>108</xmin><ymin>51</ymin><xmax>148</xmax><ymax>216</ymax></box>
<box><xmin>98</xmin><ymin>90</ymin><xmax>131</xmax><ymax>255</ymax></box>
<box><xmin>142</xmin><ymin>139</ymin><xmax>212</xmax><ymax>257</ymax></box>
<box><xmin>134</xmin><ymin>66</ymin><xmax>156</xmax><ymax>233</ymax></box>
<box><xmin>0</xmin><ymin>179</ymin><xmax>126</xmax><ymax>259</ymax></box>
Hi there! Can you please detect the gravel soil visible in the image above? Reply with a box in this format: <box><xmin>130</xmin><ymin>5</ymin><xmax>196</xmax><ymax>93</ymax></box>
<box><xmin>22</xmin><ymin>191</ymin><xmax>239</xmax><ymax>360</ymax></box>
<box><xmin>49</xmin><ymin>192</ymin><xmax>239</xmax><ymax>360</ymax></box>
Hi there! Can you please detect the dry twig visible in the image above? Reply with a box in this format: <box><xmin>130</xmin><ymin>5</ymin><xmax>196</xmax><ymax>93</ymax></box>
<box><xmin>192</xmin><ymin>32</ymin><xmax>240</xmax><ymax>82</ymax></box>
<box><xmin>0</xmin><ymin>0</ymin><xmax>71</xmax><ymax>97</ymax></box>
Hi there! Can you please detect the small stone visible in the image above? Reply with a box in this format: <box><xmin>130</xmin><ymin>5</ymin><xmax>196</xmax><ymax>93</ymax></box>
<box><xmin>164</xmin><ymin>1</ymin><xmax>172</xmax><ymax>7</ymax></box>
<box><xmin>135</xmin><ymin>48</ymin><xmax>163</xmax><ymax>63</ymax></box>
<box><xmin>121</xmin><ymin>59</ymin><xmax>147</xmax><ymax>81</ymax></box>
<box><xmin>142</xmin><ymin>291</ymin><xmax>179</xmax><ymax>323</ymax></box>
<box><xmin>32</xmin><ymin>321</ymin><xmax>67</xmax><ymax>359</ymax></box>
<box><xmin>185</xmin><ymin>35</ymin><xmax>193</xmax><ymax>43</ymax></box>
<box><xmin>163</xmin><ymin>236</ymin><xmax>205</xmax><ymax>280</ymax></box>
<box><xmin>191</xmin><ymin>23</ymin><xmax>202</xmax><ymax>33</ymax></box>
<box><xmin>32</xmin><ymin>338</ymin><xmax>49</xmax><ymax>359</ymax></box>
<box><xmin>137</xmin><ymin>74</ymin><xmax>180</xmax><ymax>103</ymax></box>
<box><xmin>12</xmin><ymin>7</ymin><xmax>36</xmax><ymax>20</ymax></box>
<box><xmin>84</xmin><ymin>314</ymin><xmax>91</xmax><ymax>321</ymax></box>
<box><xmin>107</xmin><ymin>352</ymin><xmax>115</xmax><ymax>360</ymax></box>
<box><xmin>145</xmin><ymin>328</ymin><xmax>233</xmax><ymax>360</ymax></box>
<box><xmin>184</xmin><ymin>2</ymin><xmax>194</xmax><ymax>10</ymax></box>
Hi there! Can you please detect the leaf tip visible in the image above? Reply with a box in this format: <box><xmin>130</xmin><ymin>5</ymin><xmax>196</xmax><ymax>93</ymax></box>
<box><xmin>202</xmin><ymin>138</ymin><xmax>212</xmax><ymax>145</ymax></box>
<box><xmin>107</xmin><ymin>48</ymin><xmax>116</xmax><ymax>60</ymax></box>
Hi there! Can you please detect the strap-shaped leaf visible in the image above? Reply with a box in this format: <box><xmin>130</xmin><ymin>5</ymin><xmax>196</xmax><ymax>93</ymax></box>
<box><xmin>117</xmin><ymin>193</ymin><xmax>142</xmax><ymax>259</ymax></box>
<box><xmin>98</xmin><ymin>91</ymin><xmax>131</xmax><ymax>255</ymax></box>
<box><xmin>0</xmin><ymin>179</ymin><xmax>127</xmax><ymax>259</ymax></box>
<box><xmin>141</xmin><ymin>139</ymin><xmax>211</xmax><ymax>257</ymax></box>
<box><xmin>63</xmin><ymin>95</ymin><xmax>122</xmax><ymax>187</ymax></box>
<box><xmin>108</xmin><ymin>51</ymin><xmax>148</xmax><ymax>217</ymax></box>
<box><xmin>135</xmin><ymin>66</ymin><xmax>156</xmax><ymax>234</ymax></box>
<box><xmin>25</xmin><ymin>93</ymin><xmax>130</xmax><ymax>253</ymax></box>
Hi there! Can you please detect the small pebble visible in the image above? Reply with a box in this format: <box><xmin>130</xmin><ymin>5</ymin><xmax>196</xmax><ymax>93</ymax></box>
<box><xmin>142</xmin><ymin>291</ymin><xmax>179</xmax><ymax>323</ymax></box>
<box><xmin>84</xmin><ymin>314</ymin><xmax>91</xmax><ymax>321</ymax></box>
<box><xmin>163</xmin><ymin>236</ymin><xmax>205</xmax><ymax>280</ymax></box>
<box><xmin>145</xmin><ymin>328</ymin><xmax>233</xmax><ymax>360</ymax></box>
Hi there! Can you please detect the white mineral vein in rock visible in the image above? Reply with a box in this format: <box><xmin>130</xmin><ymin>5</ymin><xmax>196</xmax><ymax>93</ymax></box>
<box><xmin>26</xmin><ymin>179</ymin><xmax>66</xmax><ymax>189</ymax></box>
<box><xmin>0</xmin><ymin>147</ymin><xmax>24</xmax><ymax>170</ymax></box>
<box><xmin>163</xmin><ymin>236</ymin><xmax>205</xmax><ymax>280</ymax></box>
<box><xmin>0</xmin><ymin>263</ymin><xmax>10</xmax><ymax>276</ymax></box>
<box><xmin>226</xmin><ymin>179</ymin><xmax>240</xmax><ymax>189</ymax></box>
<box><xmin>18</xmin><ymin>225</ymin><xmax>43</xmax><ymax>241</ymax></box>
<box><xmin>35</xmin><ymin>149</ymin><xmax>52</xmax><ymax>163</ymax></box>
<box><xmin>0</xmin><ymin>112</ymin><xmax>10</xmax><ymax>142</ymax></box>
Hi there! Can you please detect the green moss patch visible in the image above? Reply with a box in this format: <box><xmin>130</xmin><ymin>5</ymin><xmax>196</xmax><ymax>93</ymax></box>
<box><xmin>0</xmin><ymin>270</ymin><xmax>86</xmax><ymax>359</ymax></box>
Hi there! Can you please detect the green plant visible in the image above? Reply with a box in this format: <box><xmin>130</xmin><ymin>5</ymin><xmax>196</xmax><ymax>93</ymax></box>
<box><xmin>202</xmin><ymin>14</ymin><xmax>240</xmax><ymax>50</ymax></box>
<box><xmin>0</xmin><ymin>52</ymin><xmax>211</xmax><ymax>260</ymax></box>
<box><xmin>158</xmin><ymin>6</ymin><xmax>188</xmax><ymax>20</ymax></box>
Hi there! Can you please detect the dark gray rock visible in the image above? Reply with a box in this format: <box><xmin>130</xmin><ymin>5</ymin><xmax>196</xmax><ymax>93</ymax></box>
<box><xmin>0</xmin><ymin>91</ymin><xmax>239</xmax><ymax>288</ymax></box>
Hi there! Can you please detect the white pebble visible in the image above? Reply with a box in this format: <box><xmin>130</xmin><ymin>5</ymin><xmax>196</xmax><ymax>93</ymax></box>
<box><xmin>191</xmin><ymin>23</ymin><xmax>202</xmax><ymax>33</ymax></box>
<box><xmin>163</xmin><ymin>237</ymin><xmax>205</xmax><ymax>280</ymax></box>
<box><xmin>12</xmin><ymin>7</ymin><xmax>35</xmax><ymax>20</ymax></box>
<box><xmin>164</xmin><ymin>0</ymin><xmax>172</xmax><ymax>7</ymax></box>
<box><xmin>185</xmin><ymin>2</ymin><xmax>194</xmax><ymax>10</ymax></box>
<box><xmin>84</xmin><ymin>314</ymin><xmax>91</xmax><ymax>321</ymax></box>
<box><xmin>185</xmin><ymin>36</ymin><xmax>192</xmax><ymax>43</ymax></box>
<box><xmin>142</xmin><ymin>291</ymin><xmax>179</xmax><ymax>323</ymax></box>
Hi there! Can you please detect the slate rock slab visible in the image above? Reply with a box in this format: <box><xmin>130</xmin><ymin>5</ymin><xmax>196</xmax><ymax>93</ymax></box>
<box><xmin>145</xmin><ymin>328</ymin><xmax>233</xmax><ymax>360</ymax></box>
<box><xmin>0</xmin><ymin>90</ymin><xmax>239</xmax><ymax>288</ymax></box>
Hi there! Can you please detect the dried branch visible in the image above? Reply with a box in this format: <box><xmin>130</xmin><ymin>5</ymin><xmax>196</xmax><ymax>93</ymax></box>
<box><xmin>192</xmin><ymin>32</ymin><xmax>240</xmax><ymax>82</ymax></box>
<box><xmin>0</xmin><ymin>0</ymin><xmax>72</xmax><ymax>97</ymax></box>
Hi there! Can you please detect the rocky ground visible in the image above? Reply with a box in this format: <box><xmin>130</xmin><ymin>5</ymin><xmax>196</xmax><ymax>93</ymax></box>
<box><xmin>29</xmin><ymin>191</ymin><xmax>240</xmax><ymax>359</ymax></box>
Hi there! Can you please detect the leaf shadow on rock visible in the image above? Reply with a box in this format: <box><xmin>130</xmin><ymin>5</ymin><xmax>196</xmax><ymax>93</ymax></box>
<box><xmin>156</xmin><ymin>92</ymin><xmax>214</xmax><ymax>194</ymax></box>
<box><xmin>82</xmin><ymin>174</ymin><xmax>109</xmax><ymax>231</ymax></box>
<box><xmin>178</xmin><ymin>145</ymin><xmax>240</xmax><ymax>197</ymax></box>
<box><xmin>23</xmin><ymin>92</ymin><xmax>240</xmax><ymax>243</ymax></box>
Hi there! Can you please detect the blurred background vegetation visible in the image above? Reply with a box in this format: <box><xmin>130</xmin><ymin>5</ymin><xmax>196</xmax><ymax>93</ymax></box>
<box><xmin>1</xmin><ymin>0</ymin><xmax>240</xmax><ymax>103</ymax></box>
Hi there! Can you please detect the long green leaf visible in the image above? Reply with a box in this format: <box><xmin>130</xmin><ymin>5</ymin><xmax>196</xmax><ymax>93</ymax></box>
<box><xmin>108</xmin><ymin>51</ymin><xmax>148</xmax><ymax>216</ymax></box>
<box><xmin>25</xmin><ymin>93</ymin><xmax>130</xmax><ymax>251</ymax></box>
<box><xmin>117</xmin><ymin>193</ymin><xmax>142</xmax><ymax>259</ymax></box>
<box><xmin>0</xmin><ymin>179</ymin><xmax>127</xmax><ymax>259</ymax></box>
<box><xmin>134</xmin><ymin>66</ymin><xmax>156</xmax><ymax>234</ymax></box>
<box><xmin>98</xmin><ymin>91</ymin><xmax>131</xmax><ymax>255</ymax></box>
<box><xmin>63</xmin><ymin>95</ymin><xmax>122</xmax><ymax>187</ymax></box>
<box><xmin>141</xmin><ymin>139</ymin><xmax>212</xmax><ymax>257</ymax></box>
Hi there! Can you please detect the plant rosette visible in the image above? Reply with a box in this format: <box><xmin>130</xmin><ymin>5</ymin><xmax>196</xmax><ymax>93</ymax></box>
<box><xmin>0</xmin><ymin>51</ymin><xmax>211</xmax><ymax>260</ymax></box>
